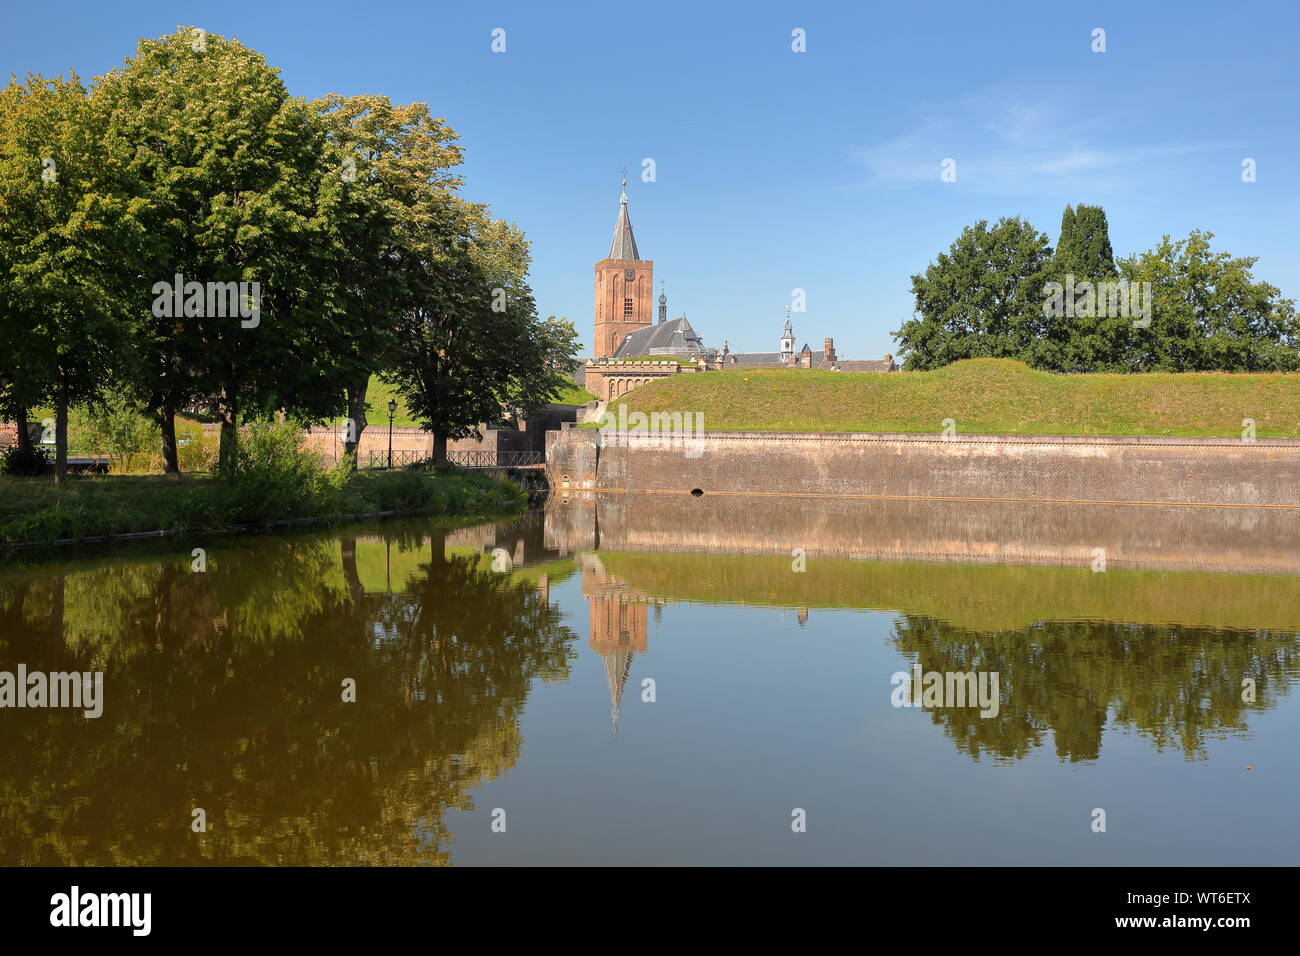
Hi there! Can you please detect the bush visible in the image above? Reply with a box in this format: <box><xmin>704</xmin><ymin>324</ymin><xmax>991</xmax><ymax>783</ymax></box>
<box><xmin>74</xmin><ymin>399</ymin><xmax>160</xmax><ymax>472</ymax></box>
<box><xmin>0</xmin><ymin>444</ymin><xmax>50</xmax><ymax>476</ymax></box>
<box><xmin>161</xmin><ymin>424</ymin><xmax>218</xmax><ymax>474</ymax></box>
<box><xmin>219</xmin><ymin>419</ymin><xmax>349</xmax><ymax>524</ymax></box>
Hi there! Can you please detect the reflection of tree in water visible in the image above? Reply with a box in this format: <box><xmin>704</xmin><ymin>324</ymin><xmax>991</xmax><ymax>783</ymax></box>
<box><xmin>890</xmin><ymin>616</ymin><xmax>1300</xmax><ymax>764</ymax></box>
<box><xmin>0</xmin><ymin>530</ymin><xmax>576</xmax><ymax>865</ymax></box>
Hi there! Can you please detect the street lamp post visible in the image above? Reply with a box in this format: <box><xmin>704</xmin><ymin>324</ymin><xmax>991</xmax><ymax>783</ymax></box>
<box><xmin>387</xmin><ymin>398</ymin><xmax>397</xmax><ymax>469</ymax></box>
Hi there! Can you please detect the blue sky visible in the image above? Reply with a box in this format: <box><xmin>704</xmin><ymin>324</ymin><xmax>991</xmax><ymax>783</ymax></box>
<box><xmin>5</xmin><ymin>0</ymin><xmax>1299</xmax><ymax>358</ymax></box>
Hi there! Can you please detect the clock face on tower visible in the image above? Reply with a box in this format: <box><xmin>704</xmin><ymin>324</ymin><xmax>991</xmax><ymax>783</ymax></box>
<box><xmin>625</xmin><ymin>270</ymin><xmax>636</xmax><ymax>282</ymax></box>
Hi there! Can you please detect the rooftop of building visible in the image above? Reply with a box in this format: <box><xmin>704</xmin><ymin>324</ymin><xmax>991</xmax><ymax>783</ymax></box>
<box><xmin>612</xmin><ymin>315</ymin><xmax>707</xmax><ymax>358</ymax></box>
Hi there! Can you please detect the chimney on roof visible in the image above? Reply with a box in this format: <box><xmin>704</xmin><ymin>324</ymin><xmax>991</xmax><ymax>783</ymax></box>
<box><xmin>824</xmin><ymin>338</ymin><xmax>836</xmax><ymax>362</ymax></box>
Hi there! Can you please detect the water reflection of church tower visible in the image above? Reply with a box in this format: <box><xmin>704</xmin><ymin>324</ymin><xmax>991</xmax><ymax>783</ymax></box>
<box><xmin>581</xmin><ymin>554</ymin><xmax>651</xmax><ymax>730</ymax></box>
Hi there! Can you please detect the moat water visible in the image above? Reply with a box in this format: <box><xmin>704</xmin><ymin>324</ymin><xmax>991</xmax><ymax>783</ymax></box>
<box><xmin>2</xmin><ymin>501</ymin><xmax>1298</xmax><ymax>865</ymax></box>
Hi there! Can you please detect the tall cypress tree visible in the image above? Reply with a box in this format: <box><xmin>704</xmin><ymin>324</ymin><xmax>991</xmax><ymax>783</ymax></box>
<box><xmin>1051</xmin><ymin>204</ymin><xmax>1121</xmax><ymax>371</ymax></box>
<box><xmin>1054</xmin><ymin>204</ymin><xmax>1117</xmax><ymax>280</ymax></box>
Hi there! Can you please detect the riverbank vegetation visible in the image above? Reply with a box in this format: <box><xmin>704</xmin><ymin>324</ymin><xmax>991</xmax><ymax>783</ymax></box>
<box><xmin>897</xmin><ymin>206</ymin><xmax>1299</xmax><ymax>372</ymax></box>
<box><xmin>0</xmin><ymin>422</ymin><xmax>524</xmax><ymax>546</ymax></box>
<box><xmin>610</xmin><ymin>358</ymin><xmax>1300</xmax><ymax>437</ymax></box>
<box><xmin>0</xmin><ymin>28</ymin><xmax>578</xmax><ymax>486</ymax></box>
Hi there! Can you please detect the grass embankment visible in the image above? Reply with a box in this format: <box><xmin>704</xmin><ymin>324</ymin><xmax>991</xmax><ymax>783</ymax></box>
<box><xmin>0</xmin><ymin>469</ymin><xmax>525</xmax><ymax>547</ymax></box>
<box><xmin>362</xmin><ymin>375</ymin><xmax>594</xmax><ymax>426</ymax></box>
<box><xmin>606</xmin><ymin>358</ymin><xmax>1300</xmax><ymax>437</ymax></box>
<box><xmin>549</xmin><ymin>380</ymin><xmax>598</xmax><ymax>405</ymax></box>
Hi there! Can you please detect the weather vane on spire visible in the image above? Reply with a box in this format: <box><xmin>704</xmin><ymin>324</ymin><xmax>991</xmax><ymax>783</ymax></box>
<box><xmin>620</xmin><ymin>163</ymin><xmax>628</xmax><ymax>187</ymax></box>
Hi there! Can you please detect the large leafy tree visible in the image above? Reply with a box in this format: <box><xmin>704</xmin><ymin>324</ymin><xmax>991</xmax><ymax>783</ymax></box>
<box><xmin>896</xmin><ymin>213</ymin><xmax>1299</xmax><ymax>374</ymax></box>
<box><xmin>0</xmin><ymin>72</ymin><xmax>140</xmax><ymax>483</ymax></box>
<box><xmin>0</xmin><ymin>81</ymin><xmax>44</xmax><ymax>461</ymax></box>
<box><xmin>1120</xmin><ymin>231</ymin><xmax>1300</xmax><ymax>372</ymax></box>
<box><xmin>95</xmin><ymin>28</ymin><xmax>354</xmax><ymax>475</ymax></box>
<box><xmin>894</xmin><ymin>217</ymin><xmax>1055</xmax><ymax>371</ymax></box>
<box><xmin>385</xmin><ymin>196</ymin><xmax>579</xmax><ymax>464</ymax></box>
<box><xmin>310</xmin><ymin>94</ymin><xmax>463</xmax><ymax>470</ymax></box>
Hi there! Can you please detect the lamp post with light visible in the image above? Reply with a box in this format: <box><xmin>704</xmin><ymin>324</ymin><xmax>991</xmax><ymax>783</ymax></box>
<box><xmin>387</xmin><ymin>398</ymin><xmax>397</xmax><ymax>469</ymax></box>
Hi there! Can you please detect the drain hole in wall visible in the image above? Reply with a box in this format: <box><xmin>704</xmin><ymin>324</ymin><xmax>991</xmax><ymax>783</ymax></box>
<box><xmin>690</xmin><ymin>488</ymin><xmax>704</xmax><ymax>497</ymax></box>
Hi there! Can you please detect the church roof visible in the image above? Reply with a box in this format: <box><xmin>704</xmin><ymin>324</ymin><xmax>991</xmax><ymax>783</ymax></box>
<box><xmin>612</xmin><ymin>315</ymin><xmax>705</xmax><ymax>357</ymax></box>
<box><xmin>607</xmin><ymin>185</ymin><xmax>641</xmax><ymax>260</ymax></box>
<box><xmin>728</xmin><ymin>352</ymin><xmax>785</xmax><ymax>365</ymax></box>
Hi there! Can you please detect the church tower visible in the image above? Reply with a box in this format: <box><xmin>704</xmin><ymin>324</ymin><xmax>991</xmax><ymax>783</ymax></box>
<box><xmin>593</xmin><ymin>180</ymin><xmax>653</xmax><ymax>358</ymax></box>
<box><xmin>780</xmin><ymin>308</ymin><xmax>795</xmax><ymax>359</ymax></box>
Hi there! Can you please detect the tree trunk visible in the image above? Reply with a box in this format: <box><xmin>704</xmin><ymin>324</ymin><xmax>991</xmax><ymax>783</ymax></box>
<box><xmin>431</xmin><ymin>431</ymin><xmax>447</xmax><ymax>468</ymax></box>
<box><xmin>158</xmin><ymin>406</ymin><xmax>180</xmax><ymax>475</ymax></box>
<box><xmin>53</xmin><ymin>373</ymin><xmax>68</xmax><ymax>486</ymax></box>
<box><xmin>343</xmin><ymin>379</ymin><xmax>369</xmax><ymax>474</ymax></box>
<box><xmin>14</xmin><ymin>407</ymin><xmax>33</xmax><ymax>456</ymax></box>
<box><xmin>218</xmin><ymin>399</ymin><xmax>238</xmax><ymax>478</ymax></box>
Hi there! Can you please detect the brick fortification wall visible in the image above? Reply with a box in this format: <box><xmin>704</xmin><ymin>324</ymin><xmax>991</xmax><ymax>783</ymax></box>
<box><xmin>547</xmin><ymin>429</ymin><xmax>1300</xmax><ymax>509</ymax></box>
<box><xmin>200</xmin><ymin>403</ymin><xmax>580</xmax><ymax>465</ymax></box>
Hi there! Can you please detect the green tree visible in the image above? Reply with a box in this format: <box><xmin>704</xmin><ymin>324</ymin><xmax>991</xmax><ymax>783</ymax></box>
<box><xmin>384</xmin><ymin>195</ymin><xmax>578</xmax><ymax>464</ymax></box>
<box><xmin>74</xmin><ymin>396</ymin><xmax>161</xmax><ymax>472</ymax></box>
<box><xmin>0</xmin><ymin>72</ymin><xmax>138</xmax><ymax>484</ymax></box>
<box><xmin>1048</xmin><ymin>204</ymin><xmax>1124</xmax><ymax>370</ymax></box>
<box><xmin>310</xmin><ymin>94</ymin><xmax>463</xmax><ymax>471</ymax></box>
<box><xmin>893</xmin><ymin>217</ymin><xmax>1055</xmax><ymax>370</ymax></box>
<box><xmin>1052</xmin><ymin>204</ymin><xmax>1117</xmax><ymax>281</ymax></box>
<box><xmin>1120</xmin><ymin>231</ymin><xmax>1300</xmax><ymax>372</ymax></box>
<box><xmin>95</xmin><ymin>28</ymin><xmax>356</xmax><ymax>476</ymax></box>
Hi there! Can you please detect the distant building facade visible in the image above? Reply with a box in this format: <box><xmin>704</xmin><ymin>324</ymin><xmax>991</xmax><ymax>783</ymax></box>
<box><xmin>584</xmin><ymin>184</ymin><xmax>897</xmax><ymax>402</ymax></box>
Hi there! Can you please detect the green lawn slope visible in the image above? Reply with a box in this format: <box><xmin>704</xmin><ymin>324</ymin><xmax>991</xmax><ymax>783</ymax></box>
<box><xmin>607</xmin><ymin>358</ymin><xmax>1300</xmax><ymax>437</ymax></box>
<box><xmin>364</xmin><ymin>375</ymin><xmax>594</xmax><ymax>427</ymax></box>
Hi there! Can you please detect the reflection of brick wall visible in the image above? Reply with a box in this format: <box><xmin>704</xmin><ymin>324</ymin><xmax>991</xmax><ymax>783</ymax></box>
<box><xmin>552</xmin><ymin>491</ymin><xmax>1300</xmax><ymax>577</ymax></box>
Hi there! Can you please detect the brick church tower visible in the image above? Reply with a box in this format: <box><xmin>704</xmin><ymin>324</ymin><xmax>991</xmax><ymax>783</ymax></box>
<box><xmin>593</xmin><ymin>180</ymin><xmax>653</xmax><ymax>358</ymax></box>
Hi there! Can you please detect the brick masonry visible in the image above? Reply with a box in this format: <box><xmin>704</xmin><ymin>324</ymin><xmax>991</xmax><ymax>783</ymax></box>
<box><xmin>582</xmin><ymin>360</ymin><xmax>697</xmax><ymax>403</ymax></box>
<box><xmin>546</xmin><ymin>428</ymin><xmax>1300</xmax><ymax>508</ymax></box>
<box><xmin>195</xmin><ymin>403</ymin><xmax>581</xmax><ymax>465</ymax></box>
<box><xmin>593</xmin><ymin>256</ymin><xmax>653</xmax><ymax>359</ymax></box>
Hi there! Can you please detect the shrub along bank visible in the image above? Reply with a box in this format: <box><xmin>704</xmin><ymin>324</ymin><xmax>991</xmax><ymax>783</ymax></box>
<box><xmin>1</xmin><ymin>422</ymin><xmax>525</xmax><ymax>547</ymax></box>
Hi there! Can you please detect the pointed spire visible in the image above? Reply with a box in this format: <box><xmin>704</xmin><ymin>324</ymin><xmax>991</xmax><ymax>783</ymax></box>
<box><xmin>607</xmin><ymin>178</ymin><xmax>641</xmax><ymax>260</ymax></box>
<box><xmin>658</xmin><ymin>283</ymin><xmax>667</xmax><ymax>324</ymax></box>
<box><xmin>604</xmin><ymin>650</ymin><xmax>634</xmax><ymax>731</ymax></box>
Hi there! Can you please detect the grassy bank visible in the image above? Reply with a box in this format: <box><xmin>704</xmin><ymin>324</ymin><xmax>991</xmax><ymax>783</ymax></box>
<box><xmin>0</xmin><ymin>468</ymin><xmax>526</xmax><ymax>547</ymax></box>
<box><xmin>606</xmin><ymin>358</ymin><xmax>1300</xmax><ymax>437</ymax></box>
<box><xmin>363</xmin><ymin>374</ymin><xmax>594</xmax><ymax>426</ymax></box>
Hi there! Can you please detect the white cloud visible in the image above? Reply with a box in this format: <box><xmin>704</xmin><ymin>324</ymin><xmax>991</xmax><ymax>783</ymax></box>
<box><xmin>851</xmin><ymin>87</ymin><xmax>1216</xmax><ymax>195</ymax></box>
